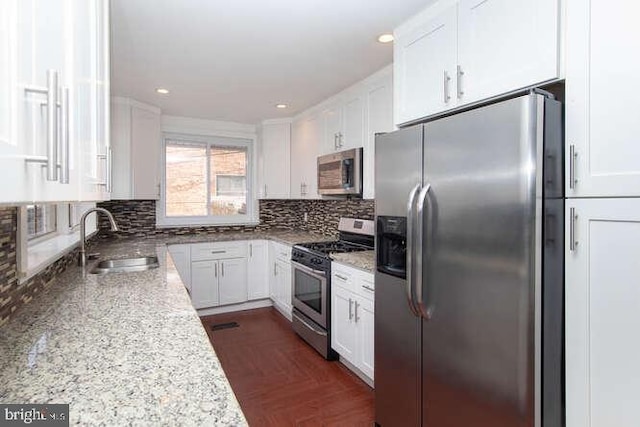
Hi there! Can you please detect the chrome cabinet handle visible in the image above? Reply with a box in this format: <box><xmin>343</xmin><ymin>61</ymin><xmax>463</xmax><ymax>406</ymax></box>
<box><xmin>210</xmin><ymin>250</ymin><xmax>226</xmax><ymax>254</ymax></box>
<box><xmin>214</xmin><ymin>263</ymin><xmax>218</xmax><ymax>278</ymax></box>
<box><xmin>335</xmin><ymin>273</ymin><xmax>348</xmax><ymax>281</ymax></box>
<box><xmin>59</xmin><ymin>87</ymin><xmax>69</xmax><ymax>184</ymax></box>
<box><xmin>456</xmin><ymin>65</ymin><xmax>464</xmax><ymax>99</ymax></box>
<box><xmin>569</xmin><ymin>145</ymin><xmax>577</xmax><ymax>190</ymax></box>
<box><xmin>416</xmin><ymin>184</ymin><xmax>432</xmax><ymax>320</ymax></box>
<box><xmin>334</xmin><ymin>133</ymin><xmax>338</xmax><ymax>150</ymax></box>
<box><xmin>569</xmin><ymin>207</ymin><xmax>578</xmax><ymax>252</ymax></box>
<box><xmin>24</xmin><ymin>70</ymin><xmax>59</xmax><ymax>181</ymax></box>
<box><xmin>339</xmin><ymin>132</ymin><xmax>344</xmax><ymax>148</ymax></box>
<box><xmin>354</xmin><ymin>301</ymin><xmax>359</xmax><ymax>323</ymax></box>
<box><xmin>443</xmin><ymin>70</ymin><xmax>451</xmax><ymax>103</ymax></box>
<box><xmin>263</xmin><ymin>184</ymin><xmax>267</xmax><ymax>197</ymax></box>
<box><xmin>405</xmin><ymin>184</ymin><xmax>421</xmax><ymax>316</ymax></box>
<box><xmin>221</xmin><ymin>262</ymin><xmax>225</xmax><ymax>277</ymax></box>
<box><xmin>348</xmin><ymin>298</ymin><xmax>353</xmax><ymax>320</ymax></box>
<box><xmin>362</xmin><ymin>285</ymin><xmax>374</xmax><ymax>292</ymax></box>
<box><xmin>249</xmin><ymin>243</ymin><xmax>253</xmax><ymax>258</ymax></box>
<box><xmin>274</xmin><ymin>262</ymin><xmax>277</xmax><ymax>276</ymax></box>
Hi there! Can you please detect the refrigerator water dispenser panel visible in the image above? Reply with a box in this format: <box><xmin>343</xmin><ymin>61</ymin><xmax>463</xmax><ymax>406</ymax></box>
<box><xmin>376</xmin><ymin>216</ymin><xmax>407</xmax><ymax>278</ymax></box>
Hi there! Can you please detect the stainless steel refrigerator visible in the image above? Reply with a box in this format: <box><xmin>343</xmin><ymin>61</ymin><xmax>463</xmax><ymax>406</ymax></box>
<box><xmin>374</xmin><ymin>92</ymin><xmax>564</xmax><ymax>427</ymax></box>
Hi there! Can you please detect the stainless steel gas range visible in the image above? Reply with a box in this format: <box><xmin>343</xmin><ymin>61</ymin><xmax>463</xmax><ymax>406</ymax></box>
<box><xmin>291</xmin><ymin>218</ymin><xmax>374</xmax><ymax>360</ymax></box>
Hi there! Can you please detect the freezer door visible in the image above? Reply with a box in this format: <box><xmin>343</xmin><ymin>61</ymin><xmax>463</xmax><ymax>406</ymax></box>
<box><xmin>419</xmin><ymin>94</ymin><xmax>544</xmax><ymax>427</ymax></box>
<box><xmin>374</xmin><ymin>126</ymin><xmax>423</xmax><ymax>427</ymax></box>
<box><xmin>375</xmin><ymin>126</ymin><xmax>423</xmax><ymax>217</ymax></box>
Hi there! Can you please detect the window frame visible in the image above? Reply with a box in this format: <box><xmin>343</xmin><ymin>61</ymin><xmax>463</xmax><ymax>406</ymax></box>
<box><xmin>157</xmin><ymin>132</ymin><xmax>258</xmax><ymax>227</ymax></box>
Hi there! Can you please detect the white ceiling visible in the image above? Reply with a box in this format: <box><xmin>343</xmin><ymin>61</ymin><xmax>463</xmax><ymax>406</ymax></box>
<box><xmin>110</xmin><ymin>0</ymin><xmax>431</xmax><ymax>124</ymax></box>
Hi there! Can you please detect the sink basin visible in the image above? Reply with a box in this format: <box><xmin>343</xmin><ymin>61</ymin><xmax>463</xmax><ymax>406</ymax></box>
<box><xmin>89</xmin><ymin>256</ymin><xmax>159</xmax><ymax>275</ymax></box>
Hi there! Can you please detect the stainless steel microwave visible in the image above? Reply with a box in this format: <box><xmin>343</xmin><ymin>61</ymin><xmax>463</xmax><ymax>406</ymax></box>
<box><xmin>317</xmin><ymin>147</ymin><xmax>363</xmax><ymax>196</ymax></box>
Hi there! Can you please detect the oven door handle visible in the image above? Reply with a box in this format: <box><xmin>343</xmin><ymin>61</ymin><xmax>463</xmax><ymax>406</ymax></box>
<box><xmin>293</xmin><ymin>312</ymin><xmax>328</xmax><ymax>337</ymax></box>
<box><xmin>292</xmin><ymin>261</ymin><xmax>326</xmax><ymax>277</ymax></box>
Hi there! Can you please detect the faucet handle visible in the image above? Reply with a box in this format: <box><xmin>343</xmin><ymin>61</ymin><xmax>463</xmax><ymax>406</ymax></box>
<box><xmin>87</xmin><ymin>252</ymin><xmax>101</xmax><ymax>260</ymax></box>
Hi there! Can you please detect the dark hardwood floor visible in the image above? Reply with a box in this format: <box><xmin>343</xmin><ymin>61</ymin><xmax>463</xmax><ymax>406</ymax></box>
<box><xmin>200</xmin><ymin>308</ymin><xmax>375</xmax><ymax>426</ymax></box>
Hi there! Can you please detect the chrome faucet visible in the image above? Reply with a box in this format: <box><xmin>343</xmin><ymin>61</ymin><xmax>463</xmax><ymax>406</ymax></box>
<box><xmin>78</xmin><ymin>207</ymin><xmax>119</xmax><ymax>267</ymax></box>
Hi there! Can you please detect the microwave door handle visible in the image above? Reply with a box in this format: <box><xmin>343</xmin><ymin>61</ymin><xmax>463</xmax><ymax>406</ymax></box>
<box><xmin>415</xmin><ymin>184</ymin><xmax>432</xmax><ymax>320</ymax></box>
<box><xmin>406</xmin><ymin>184</ymin><xmax>421</xmax><ymax>316</ymax></box>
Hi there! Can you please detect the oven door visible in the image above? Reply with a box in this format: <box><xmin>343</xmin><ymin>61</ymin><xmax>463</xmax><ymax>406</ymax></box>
<box><xmin>291</xmin><ymin>261</ymin><xmax>328</xmax><ymax>328</ymax></box>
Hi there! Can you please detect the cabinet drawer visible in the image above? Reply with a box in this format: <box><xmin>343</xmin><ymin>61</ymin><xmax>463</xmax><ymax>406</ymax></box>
<box><xmin>191</xmin><ymin>241</ymin><xmax>247</xmax><ymax>261</ymax></box>
<box><xmin>332</xmin><ymin>263</ymin><xmax>356</xmax><ymax>292</ymax></box>
<box><xmin>356</xmin><ymin>272</ymin><xmax>375</xmax><ymax>301</ymax></box>
<box><xmin>271</xmin><ymin>242</ymin><xmax>292</xmax><ymax>262</ymax></box>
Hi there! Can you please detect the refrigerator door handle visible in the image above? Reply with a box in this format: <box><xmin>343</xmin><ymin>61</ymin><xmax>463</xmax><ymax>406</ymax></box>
<box><xmin>406</xmin><ymin>184</ymin><xmax>421</xmax><ymax>316</ymax></box>
<box><xmin>416</xmin><ymin>183</ymin><xmax>432</xmax><ymax>320</ymax></box>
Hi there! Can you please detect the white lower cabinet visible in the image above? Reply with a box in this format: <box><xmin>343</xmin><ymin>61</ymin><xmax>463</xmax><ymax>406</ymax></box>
<box><xmin>218</xmin><ymin>258</ymin><xmax>247</xmax><ymax>305</ymax></box>
<box><xmin>247</xmin><ymin>240</ymin><xmax>269</xmax><ymax>300</ymax></box>
<box><xmin>270</xmin><ymin>241</ymin><xmax>293</xmax><ymax>319</ymax></box>
<box><xmin>190</xmin><ymin>260</ymin><xmax>220</xmax><ymax>309</ymax></box>
<box><xmin>565</xmin><ymin>198</ymin><xmax>640</xmax><ymax>427</ymax></box>
<box><xmin>331</xmin><ymin>262</ymin><xmax>375</xmax><ymax>382</ymax></box>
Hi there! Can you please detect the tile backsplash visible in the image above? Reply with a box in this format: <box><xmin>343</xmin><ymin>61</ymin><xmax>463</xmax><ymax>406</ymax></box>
<box><xmin>98</xmin><ymin>199</ymin><xmax>375</xmax><ymax>238</ymax></box>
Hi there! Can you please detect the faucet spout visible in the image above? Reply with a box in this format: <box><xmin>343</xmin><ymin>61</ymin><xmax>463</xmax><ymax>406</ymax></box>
<box><xmin>79</xmin><ymin>207</ymin><xmax>118</xmax><ymax>267</ymax></box>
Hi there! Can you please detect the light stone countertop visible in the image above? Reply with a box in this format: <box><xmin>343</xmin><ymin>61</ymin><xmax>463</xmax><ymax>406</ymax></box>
<box><xmin>330</xmin><ymin>250</ymin><xmax>375</xmax><ymax>273</ymax></box>
<box><xmin>0</xmin><ymin>229</ymin><xmax>329</xmax><ymax>426</ymax></box>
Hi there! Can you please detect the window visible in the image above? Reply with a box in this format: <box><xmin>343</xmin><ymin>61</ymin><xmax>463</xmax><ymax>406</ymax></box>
<box><xmin>159</xmin><ymin>133</ymin><xmax>256</xmax><ymax>226</ymax></box>
<box><xmin>26</xmin><ymin>205</ymin><xmax>57</xmax><ymax>241</ymax></box>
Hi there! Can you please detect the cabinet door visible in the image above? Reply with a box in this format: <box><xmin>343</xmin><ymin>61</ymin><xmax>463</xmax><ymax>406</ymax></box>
<box><xmin>566</xmin><ymin>0</ymin><xmax>640</xmax><ymax>197</ymax></box>
<box><xmin>218</xmin><ymin>258</ymin><xmax>248</xmax><ymax>306</ymax></box>
<box><xmin>565</xmin><ymin>198</ymin><xmax>640</xmax><ymax>427</ymax></box>
<box><xmin>290</xmin><ymin>115</ymin><xmax>320</xmax><ymax>199</ymax></box>
<box><xmin>190</xmin><ymin>260</ymin><xmax>219</xmax><ymax>309</ymax></box>
<box><xmin>394</xmin><ymin>3</ymin><xmax>457</xmax><ymax>125</ymax></box>
<box><xmin>168</xmin><ymin>244</ymin><xmax>191</xmax><ymax>291</ymax></box>
<box><xmin>342</xmin><ymin>95</ymin><xmax>364</xmax><ymax>151</ymax></box>
<box><xmin>364</xmin><ymin>70</ymin><xmax>393</xmax><ymax>199</ymax></box>
<box><xmin>131</xmin><ymin>106</ymin><xmax>160</xmax><ymax>199</ymax></box>
<box><xmin>457</xmin><ymin>0</ymin><xmax>559</xmax><ymax>106</ymax></box>
<box><xmin>323</xmin><ymin>104</ymin><xmax>342</xmax><ymax>153</ymax></box>
<box><xmin>259</xmin><ymin>122</ymin><xmax>290</xmax><ymax>199</ymax></box>
<box><xmin>276</xmin><ymin>258</ymin><xmax>292</xmax><ymax>313</ymax></box>
<box><xmin>331</xmin><ymin>286</ymin><xmax>356</xmax><ymax>363</ymax></box>
<box><xmin>247</xmin><ymin>241</ymin><xmax>269</xmax><ymax>300</ymax></box>
<box><xmin>356</xmin><ymin>296</ymin><xmax>374</xmax><ymax>381</ymax></box>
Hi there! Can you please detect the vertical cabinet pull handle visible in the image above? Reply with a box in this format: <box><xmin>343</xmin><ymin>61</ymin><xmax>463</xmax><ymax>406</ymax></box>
<box><xmin>264</xmin><ymin>184</ymin><xmax>267</xmax><ymax>197</ymax></box>
<box><xmin>214</xmin><ymin>263</ymin><xmax>218</xmax><ymax>278</ymax></box>
<box><xmin>339</xmin><ymin>132</ymin><xmax>344</xmax><ymax>148</ymax></box>
<box><xmin>249</xmin><ymin>243</ymin><xmax>253</xmax><ymax>258</ymax></box>
<box><xmin>221</xmin><ymin>262</ymin><xmax>224</xmax><ymax>277</ymax></box>
<box><xmin>354</xmin><ymin>301</ymin><xmax>359</xmax><ymax>323</ymax></box>
<box><xmin>274</xmin><ymin>262</ymin><xmax>277</xmax><ymax>276</ymax></box>
<box><xmin>569</xmin><ymin>145</ymin><xmax>577</xmax><ymax>190</ymax></box>
<box><xmin>443</xmin><ymin>70</ymin><xmax>451</xmax><ymax>103</ymax></box>
<box><xmin>569</xmin><ymin>208</ymin><xmax>578</xmax><ymax>252</ymax></box>
<box><xmin>348</xmin><ymin>298</ymin><xmax>353</xmax><ymax>320</ymax></box>
<box><xmin>334</xmin><ymin>133</ymin><xmax>338</xmax><ymax>150</ymax></box>
<box><xmin>59</xmin><ymin>87</ymin><xmax>70</xmax><ymax>184</ymax></box>
<box><xmin>456</xmin><ymin>65</ymin><xmax>464</xmax><ymax>99</ymax></box>
<box><xmin>46</xmin><ymin>70</ymin><xmax>59</xmax><ymax>181</ymax></box>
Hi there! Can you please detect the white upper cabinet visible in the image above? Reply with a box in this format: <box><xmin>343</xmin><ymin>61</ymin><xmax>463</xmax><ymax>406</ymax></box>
<box><xmin>457</xmin><ymin>0</ymin><xmax>559</xmax><ymax>106</ymax></box>
<box><xmin>363</xmin><ymin>66</ymin><xmax>394</xmax><ymax>199</ymax></box>
<box><xmin>258</xmin><ymin>120</ymin><xmax>290</xmax><ymax>199</ymax></box>
<box><xmin>110</xmin><ymin>97</ymin><xmax>161</xmax><ymax>200</ymax></box>
<box><xmin>0</xmin><ymin>0</ymin><xmax>110</xmax><ymax>203</ymax></box>
<box><xmin>321</xmin><ymin>94</ymin><xmax>365</xmax><ymax>154</ymax></box>
<box><xmin>290</xmin><ymin>115</ymin><xmax>320</xmax><ymax>199</ymax></box>
<box><xmin>394</xmin><ymin>3</ymin><xmax>458</xmax><ymax>125</ymax></box>
<box><xmin>566</xmin><ymin>0</ymin><xmax>640</xmax><ymax>197</ymax></box>
<box><xmin>394</xmin><ymin>0</ymin><xmax>560</xmax><ymax>125</ymax></box>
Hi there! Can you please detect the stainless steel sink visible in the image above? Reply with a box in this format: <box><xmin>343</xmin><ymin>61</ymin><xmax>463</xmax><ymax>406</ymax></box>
<box><xmin>89</xmin><ymin>256</ymin><xmax>159</xmax><ymax>275</ymax></box>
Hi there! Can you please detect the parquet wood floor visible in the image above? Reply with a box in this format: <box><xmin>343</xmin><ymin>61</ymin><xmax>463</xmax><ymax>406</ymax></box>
<box><xmin>200</xmin><ymin>307</ymin><xmax>375</xmax><ymax>426</ymax></box>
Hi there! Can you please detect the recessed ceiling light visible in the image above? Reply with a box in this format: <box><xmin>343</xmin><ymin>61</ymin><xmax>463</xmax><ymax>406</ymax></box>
<box><xmin>377</xmin><ymin>33</ymin><xmax>394</xmax><ymax>43</ymax></box>
<box><xmin>156</xmin><ymin>88</ymin><xmax>170</xmax><ymax>94</ymax></box>
<box><xmin>275</xmin><ymin>104</ymin><xmax>288</xmax><ymax>109</ymax></box>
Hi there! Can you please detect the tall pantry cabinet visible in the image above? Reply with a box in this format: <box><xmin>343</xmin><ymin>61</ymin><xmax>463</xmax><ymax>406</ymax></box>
<box><xmin>0</xmin><ymin>0</ymin><xmax>110</xmax><ymax>203</ymax></box>
<box><xmin>564</xmin><ymin>1</ymin><xmax>640</xmax><ymax>426</ymax></box>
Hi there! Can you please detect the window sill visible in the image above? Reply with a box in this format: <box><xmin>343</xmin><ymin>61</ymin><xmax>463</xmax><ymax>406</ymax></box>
<box><xmin>156</xmin><ymin>217</ymin><xmax>260</xmax><ymax>228</ymax></box>
<box><xmin>20</xmin><ymin>229</ymin><xmax>97</xmax><ymax>283</ymax></box>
